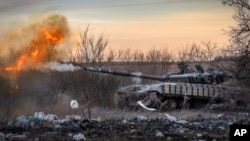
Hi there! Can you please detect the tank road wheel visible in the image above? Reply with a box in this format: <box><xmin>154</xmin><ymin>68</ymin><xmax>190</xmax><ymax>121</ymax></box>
<box><xmin>178</xmin><ymin>100</ymin><xmax>191</xmax><ymax>109</ymax></box>
<box><xmin>116</xmin><ymin>93</ymin><xmax>129</xmax><ymax>109</ymax></box>
<box><xmin>118</xmin><ymin>100</ymin><xmax>129</xmax><ymax>109</ymax></box>
<box><xmin>160</xmin><ymin>99</ymin><xmax>177</xmax><ymax>110</ymax></box>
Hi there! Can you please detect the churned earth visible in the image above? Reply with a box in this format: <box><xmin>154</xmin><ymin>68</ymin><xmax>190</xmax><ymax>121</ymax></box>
<box><xmin>0</xmin><ymin>106</ymin><xmax>250</xmax><ymax>141</ymax></box>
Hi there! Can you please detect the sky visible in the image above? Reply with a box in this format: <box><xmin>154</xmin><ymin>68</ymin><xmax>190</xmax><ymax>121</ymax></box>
<box><xmin>0</xmin><ymin>0</ymin><xmax>236</xmax><ymax>53</ymax></box>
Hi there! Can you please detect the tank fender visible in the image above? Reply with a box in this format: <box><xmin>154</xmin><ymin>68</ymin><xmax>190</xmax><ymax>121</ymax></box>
<box><xmin>137</xmin><ymin>83</ymin><xmax>165</xmax><ymax>94</ymax></box>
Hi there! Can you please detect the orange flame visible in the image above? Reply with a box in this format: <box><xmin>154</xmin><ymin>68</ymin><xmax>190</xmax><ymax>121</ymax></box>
<box><xmin>4</xmin><ymin>26</ymin><xmax>64</xmax><ymax>71</ymax></box>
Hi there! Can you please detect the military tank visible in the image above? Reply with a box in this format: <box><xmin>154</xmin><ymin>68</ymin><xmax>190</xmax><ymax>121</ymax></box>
<box><xmin>84</xmin><ymin>62</ymin><xmax>245</xmax><ymax>111</ymax></box>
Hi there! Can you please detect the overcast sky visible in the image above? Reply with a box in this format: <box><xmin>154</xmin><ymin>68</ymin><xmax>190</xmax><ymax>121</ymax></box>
<box><xmin>0</xmin><ymin>0</ymin><xmax>235</xmax><ymax>53</ymax></box>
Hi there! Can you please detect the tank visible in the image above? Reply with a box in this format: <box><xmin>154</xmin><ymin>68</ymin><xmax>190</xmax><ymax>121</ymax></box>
<box><xmin>84</xmin><ymin>62</ymin><xmax>231</xmax><ymax>84</ymax></box>
<box><xmin>84</xmin><ymin>62</ymin><xmax>246</xmax><ymax>111</ymax></box>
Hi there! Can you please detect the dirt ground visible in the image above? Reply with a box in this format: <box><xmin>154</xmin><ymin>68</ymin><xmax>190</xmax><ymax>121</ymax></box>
<box><xmin>0</xmin><ymin>106</ymin><xmax>250</xmax><ymax>141</ymax></box>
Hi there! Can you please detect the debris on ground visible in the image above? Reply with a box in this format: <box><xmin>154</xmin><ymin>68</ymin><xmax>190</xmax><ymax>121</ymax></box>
<box><xmin>0</xmin><ymin>109</ymin><xmax>249</xmax><ymax>140</ymax></box>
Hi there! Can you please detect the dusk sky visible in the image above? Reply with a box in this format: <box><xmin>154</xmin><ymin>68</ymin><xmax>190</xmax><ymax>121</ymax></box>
<box><xmin>0</xmin><ymin>0</ymin><xmax>235</xmax><ymax>53</ymax></box>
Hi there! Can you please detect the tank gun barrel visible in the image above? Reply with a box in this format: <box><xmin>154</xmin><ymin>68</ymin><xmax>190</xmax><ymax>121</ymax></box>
<box><xmin>84</xmin><ymin>67</ymin><xmax>167</xmax><ymax>81</ymax></box>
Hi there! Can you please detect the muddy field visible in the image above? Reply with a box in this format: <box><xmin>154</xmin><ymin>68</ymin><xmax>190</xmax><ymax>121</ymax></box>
<box><xmin>0</xmin><ymin>106</ymin><xmax>250</xmax><ymax>141</ymax></box>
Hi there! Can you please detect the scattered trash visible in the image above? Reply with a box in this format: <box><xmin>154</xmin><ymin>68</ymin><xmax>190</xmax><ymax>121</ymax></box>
<box><xmin>91</xmin><ymin>116</ymin><xmax>101</xmax><ymax>122</ymax></box>
<box><xmin>7</xmin><ymin>120</ymin><xmax>14</xmax><ymax>127</ymax></box>
<box><xmin>197</xmin><ymin>133</ymin><xmax>202</xmax><ymax>137</ymax></box>
<box><xmin>0</xmin><ymin>132</ymin><xmax>4</xmax><ymax>140</ymax></box>
<box><xmin>65</xmin><ymin>115</ymin><xmax>81</xmax><ymax>121</ymax></box>
<box><xmin>166</xmin><ymin>136</ymin><xmax>173</xmax><ymax>141</ymax></box>
<box><xmin>178</xmin><ymin>128</ymin><xmax>185</xmax><ymax>134</ymax></box>
<box><xmin>71</xmin><ymin>100</ymin><xmax>79</xmax><ymax>109</ymax></box>
<box><xmin>176</xmin><ymin>119</ymin><xmax>188</xmax><ymax>124</ymax></box>
<box><xmin>34</xmin><ymin>112</ymin><xmax>45</xmax><ymax>120</ymax></box>
<box><xmin>73</xmin><ymin>133</ymin><xmax>86</xmax><ymax>141</ymax></box>
<box><xmin>46</xmin><ymin>131</ymin><xmax>58</xmax><ymax>136</ymax></box>
<box><xmin>155</xmin><ymin>131</ymin><xmax>164</xmax><ymax>137</ymax></box>
<box><xmin>136</xmin><ymin>115</ymin><xmax>148</xmax><ymax>121</ymax></box>
<box><xmin>45</xmin><ymin>114</ymin><xmax>57</xmax><ymax>121</ymax></box>
<box><xmin>10</xmin><ymin>135</ymin><xmax>27</xmax><ymax>140</ymax></box>
<box><xmin>165</xmin><ymin>114</ymin><xmax>176</xmax><ymax>122</ymax></box>
<box><xmin>137</xmin><ymin>100</ymin><xmax>156</xmax><ymax>111</ymax></box>
<box><xmin>165</xmin><ymin>113</ymin><xmax>188</xmax><ymax>124</ymax></box>
<box><xmin>122</xmin><ymin>119</ymin><xmax>128</xmax><ymax>124</ymax></box>
<box><xmin>1</xmin><ymin>110</ymin><xmax>249</xmax><ymax>140</ymax></box>
<box><xmin>16</xmin><ymin>116</ymin><xmax>28</xmax><ymax>127</ymax></box>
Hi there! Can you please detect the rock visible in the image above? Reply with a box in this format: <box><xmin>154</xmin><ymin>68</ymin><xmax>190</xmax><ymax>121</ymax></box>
<box><xmin>73</xmin><ymin>133</ymin><xmax>86</xmax><ymax>141</ymax></box>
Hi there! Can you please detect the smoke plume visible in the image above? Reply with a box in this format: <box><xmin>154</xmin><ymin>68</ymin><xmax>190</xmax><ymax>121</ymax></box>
<box><xmin>44</xmin><ymin>62</ymin><xmax>81</xmax><ymax>72</ymax></box>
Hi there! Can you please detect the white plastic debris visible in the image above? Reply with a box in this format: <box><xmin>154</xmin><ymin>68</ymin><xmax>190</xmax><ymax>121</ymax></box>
<box><xmin>136</xmin><ymin>115</ymin><xmax>148</xmax><ymax>121</ymax></box>
<box><xmin>73</xmin><ymin>133</ymin><xmax>86</xmax><ymax>141</ymax></box>
<box><xmin>164</xmin><ymin>113</ymin><xmax>188</xmax><ymax>124</ymax></box>
<box><xmin>213</xmin><ymin>114</ymin><xmax>224</xmax><ymax>119</ymax></box>
<box><xmin>197</xmin><ymin>133</ymin><xmax>202</xmax><ymax>137</ymax></box>
<box><xmin>137</xmin><ymin>100</ymin><xmax>156</xmax><ymax>111</ymax></box>
<box><xmin>122</xmin><ymin>119</ymin><xmax>128</xmax><ymax>124</ymax></box>
<box><xmin>70</xmin><ymin>100</ymin><xmax>79</xmax><ymax>109</ymax></box>
<box><xmin>91</xmin><ymin>116</ymin><xmax>101</xmax><ymax>122</ymax></box>
<box><xmin>72</xmin><ymin>115</ymin><xmax>81</xmax><ymax>121</ymax></box>
<box><xmin>34</xmin><ymin>112</ymin><xmax>45</xmax><ymax>120</ymax></box>
<box><xmin>156</xmin><ymin>131</ymin><xmax>164</xmax><ymax>137</ymax></box>
<box><xmin>65</xmin><ymin>115</ymin><xmax>81</xmax><ymax>121</ymax></box>
<box><xmin>164</xmin><ymin>114</ymin><xmax>177</xmax><ymax>122</ymax></box>
<box><xmin>45</xmin><ymin>114</ymin><xmax>57</xmax><ymax>121</ymax></box>
<box><xmin>176</xmin><ymin>119</ymin><xmax>188</xmax><ymax>124</ymax></box>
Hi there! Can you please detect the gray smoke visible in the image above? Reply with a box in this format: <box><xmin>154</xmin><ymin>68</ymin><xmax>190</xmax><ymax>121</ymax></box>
<box><xmin>131</xmin><ymin>72</ymin><xmax>142</xmax><ymax>84</ymax></box>
<box><xmin>44</xmin><ymin>62</ymin><xmax>81</xmax><ymax>72</ymax></box>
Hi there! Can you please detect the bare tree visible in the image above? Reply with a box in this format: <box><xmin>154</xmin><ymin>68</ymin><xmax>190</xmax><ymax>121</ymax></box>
<box><xmin>160</xmin><ymin>47</ymin><xmax>174</xmax><ymax>62</ymax></box>
<box><xmin>132</xmin><ymin>50</ymin><xmax>145</xmax><ymax>62</ymax></box>
<box><xmin>76</xmin><ymin>25</ymin><xmax>108</xmax><ymax>64</ymax></box>
<box><xmin>146</xmin><ymin>48</ymin><xmax>161</xmax><ymax>62</ymax></box>
<box><xmin>177</xmin><ymin>45</ymin><xmax>190</xmax><ymax>62</ymax></box>
<box><xmin>106</xmin><ymin>48</ymin><xmax>116</xmax><ymax>63</ymax></box>
<box><xmin>221</xmin><ymin>0</ymin><xmax>250</xmax><ymax>83</ymax></box>
<box><xmin>123</xmin><ymin>48</ymin><xmax>133</xmax><ymax>63</ymax></box>
<box><xmin>187</xmin><ymin>41</ymin><xmax>218</xmax><ymax>62</ymax></box>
